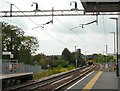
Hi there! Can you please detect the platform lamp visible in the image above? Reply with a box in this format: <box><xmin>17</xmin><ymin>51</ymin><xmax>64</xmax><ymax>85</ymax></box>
<box><xmin>110</xmin><ymin>17</ymin><xmax>119</xmax><ymax>77</ymax></box>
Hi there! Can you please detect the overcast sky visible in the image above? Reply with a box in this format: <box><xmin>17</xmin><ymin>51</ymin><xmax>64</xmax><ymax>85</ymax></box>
<box><xmin>0</xmin><ymin>0</ymin><xmax>118</xmax><ymax>55</ymax></box>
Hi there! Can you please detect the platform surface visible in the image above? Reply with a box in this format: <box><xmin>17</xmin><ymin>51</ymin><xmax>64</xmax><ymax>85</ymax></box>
<box><xmin>0</xmin><ymin>72</ymin><xmax>33</xmax><ymax>80</ymax></box>
<box><xmin>92</xmin><ymin>71</ymin><xmax>118</xmax><ymax>90</ymax></box>
<box><xmin>67</xmin><ymin>71</ymin><xmax>119</xmax><ymax>90</ymax></box>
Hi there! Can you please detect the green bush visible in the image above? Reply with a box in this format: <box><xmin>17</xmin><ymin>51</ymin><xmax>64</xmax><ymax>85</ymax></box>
<box><xmin>33</xmin><ymin>66</ymin><xmax>75</xmax><ymax>80</ymax></box>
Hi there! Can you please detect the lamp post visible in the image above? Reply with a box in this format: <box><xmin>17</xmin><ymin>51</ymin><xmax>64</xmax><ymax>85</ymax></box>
<box><xmin>110</xmin><ymin>17</ymin><xmax>119</xmax><ymax>77</ymax></box>
<box><xmin>110</xmin><ymin>32</ymin><xmax>115</xmax><ymax>55</ymax></box>
<box><xmin>104</xmin><ymin>45</ymin><xmax>108</xmax><ymax>55</ymax></box>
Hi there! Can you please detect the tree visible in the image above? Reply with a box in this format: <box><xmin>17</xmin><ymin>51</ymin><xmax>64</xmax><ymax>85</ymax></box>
<box><xmin>33</xmin><ymin>54</ymin><xmax>60</xmax><ymax>69</ymax></box>
<box><xmin>61</xmin><ymin>48</ymin><xmax>73</xmax><ymax>65</ymax></box>
<box><xmin>71</xmin><ymin>52</ymin><xmax>76</xmax><ymax>65</ymax></box>
<box><xmin>18</xmin><ymin>48</ymin><xmax>32</xmax><ymax>64</ymax></box>
<box><xmin>2</xmin><ymin>22</ymin><xmax>39</xmax><ymax>64</ymax></box>
<box><xmin>104</xmin><ymin>55</ymin><xmax>114</xmax><ymax>63</ymax></box>
<box><xmin>93</xmin><ymin>53</ymin><xmax>104</xmax><ymax>63</ymax></box>
<box><xmin>76</xmin><ymin>49</ymin><xmax>86</xmax><ymax>66</ymax></box>
<box><xmin>2</xmin><ymin>22</ymin><xmax>24</xmax><ymax>52</ymax></box>
<box><xmin>20</xmin><ymin>36</ymin><xmax>39</xmax><ymax>54</ymax></box>
<box><xmin>58</xmin><ymin>60</ymin><xmax>69</xmax><ymax>68</ymax></box>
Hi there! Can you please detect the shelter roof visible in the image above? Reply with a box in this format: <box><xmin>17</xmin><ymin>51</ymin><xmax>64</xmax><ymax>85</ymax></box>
<box><xmin>80</xmin><ymin>0</ymin><xmax>120</xmax><ymax>12</ymax></box>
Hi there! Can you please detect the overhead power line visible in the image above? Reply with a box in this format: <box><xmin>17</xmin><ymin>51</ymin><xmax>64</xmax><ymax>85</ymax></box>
<box><xmin>70</xmin><ymin>19</ymin><xmax>97</xmax><ymax>30</ymax></box>
<box><xmin>0</xmin><ymin>0</ymin><xmax>110</xmax><ymax>52</ymax></box>
<box><xmin>53</xmin><ymin>17</ymin><xmax>102</xmax><ymax>52</ymax></box>
<box><xmin>0</xmin><ymin>0</ymin><xmax>74</xmax><ymax>47</ymax></box>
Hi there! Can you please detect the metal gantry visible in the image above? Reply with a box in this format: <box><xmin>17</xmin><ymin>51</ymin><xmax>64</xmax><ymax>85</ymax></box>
<box><xmin>0</xmin><ymin>9</ymin><xmax>120</xmax><ymax>17</ymax></box>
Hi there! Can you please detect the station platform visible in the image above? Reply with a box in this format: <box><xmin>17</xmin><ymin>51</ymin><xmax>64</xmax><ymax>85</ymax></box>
<box><xmin>0</xmin><ymin>72</ymin><xmax>33</xmax><ymax>80</ymax></box>
<box><xmin>92</xmin><ymin>71</ymin><xmax>118</xmax><ymax>90</ymax></box>
<box><xmin>66</xmin><ymin>71</ymin><xmax>119</xmax><ymax>91</ymax></box>
<box><xmin>1</xmin><ymin>72</ymin><xmax>33</xmax><ymax>89</ymax></box>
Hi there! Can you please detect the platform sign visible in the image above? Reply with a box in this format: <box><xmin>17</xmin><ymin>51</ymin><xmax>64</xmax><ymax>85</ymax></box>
<box><xmin>2</xmin><ymin>52</ymin><xmax>11</xmax><ymax>55</ymax></box>
<box><xmin>10</xmin><ymin>54</ymin><xmax>14</xmax><ymax>59</ymax></box>
<box><xmin>9</xmin><ymin>63</ymin><xmax>13</xmax><ymax>71</ymax></box>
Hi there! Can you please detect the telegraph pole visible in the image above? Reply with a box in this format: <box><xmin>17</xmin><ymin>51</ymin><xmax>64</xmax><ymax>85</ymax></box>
<box><xmin>75</xmin><ymin>45</ymin><xmax>77</xmax><ymax>67</ymax></box>
<box><xmin>85</xmin><ymin>52</ymin><xmax>87</xmax><ymax>64</ymax></box>
<box><xmin>104</xmin><ymin>45</ymin><xmax>108</xmax><ymax>63</ymax></box>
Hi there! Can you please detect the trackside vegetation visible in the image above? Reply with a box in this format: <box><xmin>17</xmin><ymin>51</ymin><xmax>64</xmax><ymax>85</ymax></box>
<box><xmin>33</xmin><ymin>66</ymin><xmax>75</xmax><ymax>80</ymax></box>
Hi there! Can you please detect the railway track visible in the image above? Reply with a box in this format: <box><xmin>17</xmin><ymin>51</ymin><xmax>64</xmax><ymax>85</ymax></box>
<box><xmin>3</xmin><ymin>64</ymin><xmax>99</xmax><ymax>91</ymax></box>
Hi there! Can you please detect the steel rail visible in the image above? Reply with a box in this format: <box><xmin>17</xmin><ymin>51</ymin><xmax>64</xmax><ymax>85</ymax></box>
<box><xmin>53</xmin><ymin>65</ymin><xmax>96</xmax><ymax>91</ymax></box>
<box><xmin>3</xmin><ymin>65</ymin><xmax>89</xmax><ymax>91</ymax></box>
<box><xmin>27</xmin><ymin>65</ymin><xmax>97</xmax><ymax>91</ymax></box>
<box><xmin>28</xmin><ymin>66</ymin><xmax>93</xmax><ymax>91</ymax></box>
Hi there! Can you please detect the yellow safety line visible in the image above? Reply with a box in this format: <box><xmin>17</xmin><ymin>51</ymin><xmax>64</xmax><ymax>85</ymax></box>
<box><xmin>82</xmin><ymin>71</ymin><xmax>102</xmax><ymax>91</ymax></box>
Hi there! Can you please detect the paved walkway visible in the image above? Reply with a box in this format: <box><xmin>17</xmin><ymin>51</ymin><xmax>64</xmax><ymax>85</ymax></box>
<box><xmin>67</xmin><ymin>71</ymin><xmax>119</xmax><ymax>91</ymax></box>
<box><xmin>92</xmin><ymin>71</ymin><xmax>118</xmax><ymax>90</ymax></box>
